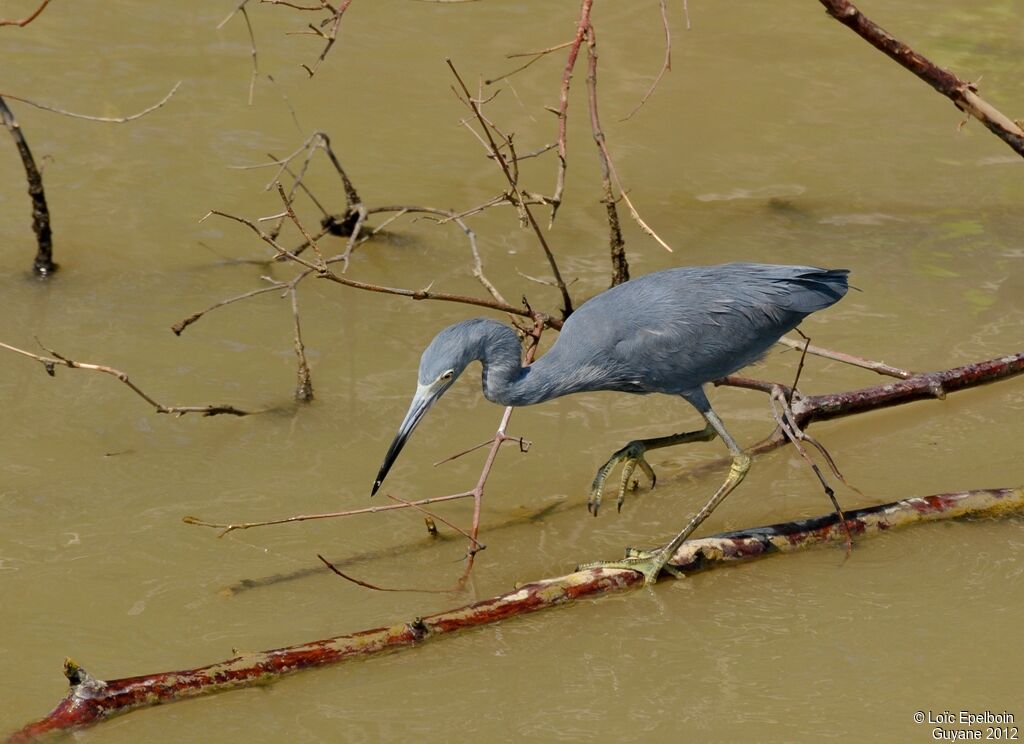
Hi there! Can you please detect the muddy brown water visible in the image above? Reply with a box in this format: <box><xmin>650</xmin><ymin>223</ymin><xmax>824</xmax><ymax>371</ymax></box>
<box><xmin>1</xmin><ymin>1</ymin><xmax>1022</xmax><ymax>741</ymax></box>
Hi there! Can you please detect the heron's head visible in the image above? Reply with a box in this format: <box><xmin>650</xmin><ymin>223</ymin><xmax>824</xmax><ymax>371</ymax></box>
<box><xmin>371</xmin><ymin>323</ymin><xmax>481</xmax><ymax>496</ymax></box>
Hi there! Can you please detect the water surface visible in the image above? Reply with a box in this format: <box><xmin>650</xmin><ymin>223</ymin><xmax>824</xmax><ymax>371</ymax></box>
<box><xmin>1</xmin><ymin>1</ymin><xmax>1022</xmax><ymax>741</ymax></box>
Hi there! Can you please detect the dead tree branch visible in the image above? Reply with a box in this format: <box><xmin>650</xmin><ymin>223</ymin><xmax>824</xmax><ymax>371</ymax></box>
<box><xmin>288</xmin><ymin>286</ymin><xmax>313</xmax><ymax>401</ymax></box>
<box><xmin>0</xmin><ymin>0</ymin><xmax>52</xmax><ymax>27</ymax></box>
<box><xmin>0</xmin><ymin>341</ymin><xmax>249</xmax><ymax>417</ymax></box>
<box><xmin>184</xmin><ymin>491</ymin><xmax>476</xmax><ymax>537</ymax></box>
<box><xmin>11</xmin><ymin>487</ymin><xmax>1023</xmax><ymax>742</ymax></box>
<box><xmin>778</xmin><ymin>336</ymin><xmax>913</xmax><ymax>379</ymax></box>
<box><xmin>621</xmin><ymin>0</ymin><xmax>672</xmax><ymax>121</ymax></box>
<box><xmin>819</xmin><ymin>0</ymin><xmax>1024</xmax><ymax>157</ymax></box>
<box><xmin>790</xmin><ymin>351</ymin><xmax>1024</xmax><ymax>427</ymax></box>
<box><xmin>583</xmin><ymin>26</ymin><xmax>629</xmax><ymax>286</ymax></box>
<box><xmin>0</xmin><ymin>82</ymin><xmax>181</xmax><ymax>123</ymax></box>
<box><xmin>258</xmin><ymin>0</ymin><xmax>354</xmax><ymax>77</ymax></box>
<box><xmin>0</xmin><ymin>97</ymin><xmax>55</xmax><ymax>277</ymax></box>
<box><xmin>200</xmin><ymin>207</ymin><xmax>557</xmax><ymax>327</ymax></box>
<box><xmin>448</xmin><ymin>60</ymin><xmax>575</xmax><ymax>319</ymax></box>
<box><xmin>551</xmin><ymin>0</ymin><xmax>593</xmax><ymax>221</ymax></box>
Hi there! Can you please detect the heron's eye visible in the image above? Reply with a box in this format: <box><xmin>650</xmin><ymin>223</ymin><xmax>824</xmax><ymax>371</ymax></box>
<box><xmin>440</xmin><ymin>370</ymin><xmax>455</xmax><ymax>382</ymax></box>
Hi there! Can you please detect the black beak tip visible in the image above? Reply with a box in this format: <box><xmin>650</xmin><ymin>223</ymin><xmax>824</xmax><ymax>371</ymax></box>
<box><xmin>371</xmin><ymin>480</ymin><xmax>381</xmax><ymax>497</ymax></box>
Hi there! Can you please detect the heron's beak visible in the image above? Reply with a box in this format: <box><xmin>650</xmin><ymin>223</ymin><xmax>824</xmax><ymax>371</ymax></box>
<box><xmin>371</xmin><ymin>383</ymin><xmax>444</xmax><ymax>496</ymax></box>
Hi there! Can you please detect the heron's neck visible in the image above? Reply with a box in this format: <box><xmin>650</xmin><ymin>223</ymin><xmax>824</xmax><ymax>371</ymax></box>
<box><xmin>475</xmin><ymin>322</ymin><xmax>559</xmax><ymax>407</ymax></box>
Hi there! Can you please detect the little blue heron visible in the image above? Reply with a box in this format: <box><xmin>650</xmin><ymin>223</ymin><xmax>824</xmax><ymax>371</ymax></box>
<box><xmin>372</xmin><ymin>262</ymin><xmax>849</xmax><ymax>583</ymax></box>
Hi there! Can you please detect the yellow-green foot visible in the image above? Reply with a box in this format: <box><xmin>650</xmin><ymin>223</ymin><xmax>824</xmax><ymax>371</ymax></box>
<box><xmin>588</xmin><ymin>441</ymin><xmax>657</xmax><ymax>516</ymax></box>
<box><xmin>576</xmin><ymin>546</ymin><xmax>682</xmax><ymax>585</ymax></box>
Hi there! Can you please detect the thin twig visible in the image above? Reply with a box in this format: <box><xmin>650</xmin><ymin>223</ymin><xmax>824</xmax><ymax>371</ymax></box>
<box><xmin>240</xmin><ymin>5</ymin><xmax>259</xmax><ymax>104</ymax></box>
<box><xmin>0</xmin><ymin>0</ymin><xmax>52</xmax><ymax>27</ymax></box>
<box><xmin>455</xmin><ymin>322</ymin><xmax>544</xmax><ymax>586</ymax></box>
<box><xmin>583</xmin><ymin>26</ymin><xmax>629</xmax><ymax>285</ymax></box>
<box><xmin>485</xmin><ymin>40</ymin><xmax>574</xmax><ymax>86</ymax></box>
<box><xmin>172</xmin><ymin>282</ymin><xmax>283</xmax><ymax>336</ymax></box>
<box><xmin>385</xmin><ymin>494</ymin><xmax>484</xmax><ymax>549</ymax></box>
<box><xmin>0</xmin><ymin>82</ymin><xmax>182</xmax><ymax>123</ymax></box>
<box><xmin>447</xmin><ymin>59</ymin><xmax>574</xmax><ymax>319</ymax></box>
<box><xmin>204</xmin><ymin>208</ymin><xmax>557</xmax><ymax>324</ymax></box>
<box><xmin>0</xmin><ymin>341</ymin><xmax>249</xmax><ymax>417</ymax></box>
<box><xmin>768</xmin><ymin>386</ymin><xmax>853</xmax><ymax>554</ymax></box>
<box><xmin>551</xmin><ymin>0</ymin><xmax>593</xmax><ymax>223</ymax></box>
<box><xmin>184</xmin><ymin>491</ymin><xmax>476</xmax><ymax>537</ymax></box>
<box><xmin>778</xmin><ymin>336</ymin><xmax>913</xmax><ymax>379</ymax></box>
<box><xmin>317</xmin><ymin>554</ymin><xmax>448</xmax><ymax>594</ymax></box>
<box><xmin>278</xmin><ymin>0</ymin><xmax>353</xmax><ymax>78</ymax></box>
<box><xmin>622</xmin><ymin>0</ymin><xmax>672</xmax><ymax>121</ymax></box>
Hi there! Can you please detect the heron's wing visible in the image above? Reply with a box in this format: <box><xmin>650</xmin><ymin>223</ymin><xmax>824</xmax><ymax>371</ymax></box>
<box><xmin>576</xmin><ymin>264</ymin><xmax>848</xmax><ymax>393</ymax></box>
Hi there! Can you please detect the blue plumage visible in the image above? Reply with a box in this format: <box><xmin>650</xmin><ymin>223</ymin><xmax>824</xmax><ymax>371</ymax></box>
<box><xmin>372</xmin><ymin>262</ymin><xmax>850</xmax><ymax>582</ymax></box>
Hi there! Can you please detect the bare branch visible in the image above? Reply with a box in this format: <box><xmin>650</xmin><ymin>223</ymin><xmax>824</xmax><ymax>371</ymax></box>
<box><xmin>317</xmin><ymin>554</ymin><xmax>448</xmax><ymax>594</ymax></box>
<box><xmin>0</xmin><ymin>97</ymin><xmax>56</xmax><ymax>276</ymax></box>
<box><xmin>183</xmin><ymin>491</ymin><xmax>476</xmax><ymax>537</ymax></box>
<box><xmin>819</xmin><ymin>0</ymin><xmax>1024</xmax><ymax>158</ymax></box>
<box><xmin>0</xmin><ymin>0</ymin><xmax>52</xmax><ymax>27</ymax></box>
<box><xmin>777</xmin><ymin>336</ymin><xmax>913</xmax><ymax>379</ymax></box>
<box><xmin>16</xmin><ymin>487</ymin><xmax>1024</xmax><ymax>740</ymax></box>
<box><xmin>0</xmin><ymin>82</ymin><xmax>182</xmax><ymax>123</ymax></box>
<box><xmin>583</xmin><ymin>26</ymin><xmax>629</xmax><ymax>285</ymax></box>
<box><xmin>551</xmin><ymin>0</ymin><xmax>593</xmax><ymax>221</ymax></box>
<box><xmin>171</xmin><ymin>282</ymin><xmax>282</xmax><ymax>336</ymax></box>
<box><xmin>622</xmin><ymin>0</ymin><xmax>672</xmax><ymax>121</ymax></box>
<box><xmin>485</xmin><ymin>39</ymin><xmax>574</xmax><ymax>86</ymax></box>
<box><xmin>447</xmin><ymin>59</ymin><xmax>575</xmax><ymax>318</ymax></box>
<box><xmin>0</xmin><ymin>340</ymin><xmax>249</xmax><ymax>417</ymax></box>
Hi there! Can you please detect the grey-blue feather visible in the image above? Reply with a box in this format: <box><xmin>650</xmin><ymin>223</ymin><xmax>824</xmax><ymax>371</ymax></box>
<box><xmin>373</xmin><ymin>263</ymin><xmax>848</xmax><ymax>497</ymax></box>
<box><xmin>417</xmin><ymin>263</ymin><xmax>848</xmax><ymax>406</ymax></box>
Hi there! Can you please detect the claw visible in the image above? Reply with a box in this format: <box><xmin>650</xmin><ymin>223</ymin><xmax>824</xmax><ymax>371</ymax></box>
<box><xmin>588</xmin><ymin>440</ymin><xmax>657</xmax><ymax>517</ymax></box>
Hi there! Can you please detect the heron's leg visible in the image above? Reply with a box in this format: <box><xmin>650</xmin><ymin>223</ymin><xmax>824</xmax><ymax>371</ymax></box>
<box><xmin>579</xmin><ymin>407</ymin><xmax>751</xmax><ymax>585</ymax></box>
<box><xmin>588</xmin><ymin>424</ymin><xmax>717</xmax><ymax>516</ymax></box>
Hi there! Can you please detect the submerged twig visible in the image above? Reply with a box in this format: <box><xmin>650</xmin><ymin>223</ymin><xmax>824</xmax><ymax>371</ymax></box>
<box><xmin>0</xmin><ymin>83</ymin><xmax>181</xmax><ymax>123</ymax></box>
<box><xmin>0</xmin><ymin>97</ymin><xmax>55</xmax><ymax>276</ymax></box>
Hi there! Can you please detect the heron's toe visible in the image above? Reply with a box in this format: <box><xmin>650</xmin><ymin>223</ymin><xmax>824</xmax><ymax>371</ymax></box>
<box><xmin>588</xmin><ymin>441</ymin><xmax>656</xmax><ymax>516</ymax></box>
<box><xmin>615</xmin><ymin>454</ymin><xmax>657</xmax><ymax>513</ymax></box>
<box><xmin>576</xmin><ymin>546</ymin><xmax>680</xmax><ymax>586</ymax></box>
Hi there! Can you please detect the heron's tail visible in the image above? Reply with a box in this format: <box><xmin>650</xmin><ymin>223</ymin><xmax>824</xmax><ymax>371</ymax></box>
<box><xmin>779</xmin><ymin>267</ymin><xmax>850</xmax><ymax>313</ymax></box>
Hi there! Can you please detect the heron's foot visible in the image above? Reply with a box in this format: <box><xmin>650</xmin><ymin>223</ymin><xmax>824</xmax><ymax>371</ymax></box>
<box><xmin>576</xmin><ymin>546</ymin><xmax>681</xmax><ymax>586</ymax></box>
<box><xmin>588</xmin><ymin>441</ymin><xmax>657</xmax><ymax>516</ymax></box>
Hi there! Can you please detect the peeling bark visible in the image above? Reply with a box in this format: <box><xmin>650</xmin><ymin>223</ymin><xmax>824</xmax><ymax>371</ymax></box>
<box><xmin>819</xmin><ymin>0</ymin><xmax>1024</xmax><ymax>158</ymax></box>
<box><xmin>793</xmin><ymin>351</ymin><xmax>1024</xmax><ymax>426</ymax></box>
<box><xmin>10</xmin><ymin>487</ymin><xmax>1023</xmax><ymax>742</ymax></box>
